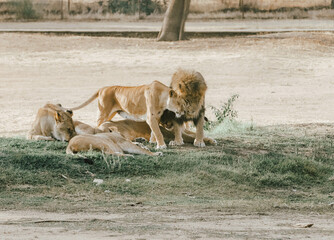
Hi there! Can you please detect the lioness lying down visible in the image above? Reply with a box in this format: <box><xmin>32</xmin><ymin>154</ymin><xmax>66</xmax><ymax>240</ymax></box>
<box><xmin>100</xmin><ymin>120</ymin><xmax>217</xmax><ymax>145</ymax></box>
<box><xmin>67</xmin><ymin>81</ymin><xmax>186</xmax><ymax>149</ymax></box>
<box><xmin>27</xmin><ymin>103</ymin><xmax>76</xmax><ymax>141</ymax></box>
<box><xmin>66</xmin><ymin>131</ymin><xmax>162</xmax><ymax>157</ymax></box>
<box><xmin>74</xmin><ymin>119</ymin><xmax>216</xmax><ymax>146</ymax></box>
<box><xmin>74</xmin><ymin>120</ymin><xmax>103</xmax><ymax>135</ymax></box>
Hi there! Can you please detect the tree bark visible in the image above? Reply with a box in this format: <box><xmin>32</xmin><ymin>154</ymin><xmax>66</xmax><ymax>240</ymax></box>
<box><xmin>60</xmin><ymin>0</ymin><xmax>63</xmax><ymax>19</ymax></box>
<box><xmin>239</xmin><ymin>0</ymin><xmax>244</xmax><ymax>19</ymax></box>
<box><xmin>157</xmin><ymin>0</ymin><xmax>191</xmax><ymax>41</ymax></box>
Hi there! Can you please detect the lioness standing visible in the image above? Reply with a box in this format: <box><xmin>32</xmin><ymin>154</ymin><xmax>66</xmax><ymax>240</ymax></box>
<box><xmin>67</xmin><ymin>81</ymin><xmax>185</xmax><ymax>149</ymax></box>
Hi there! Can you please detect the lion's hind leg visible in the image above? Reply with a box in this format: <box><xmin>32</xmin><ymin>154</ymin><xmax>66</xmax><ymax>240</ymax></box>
<box><xmin>182</xmin><ymin>129</ymin><xmax>217</xmax><ymax>146</ymax></box>
<box><xmin>118</xmin><ymin>140</ymin><xmax>162</xmax><ymax>157</ymax></box>
<box><xmin>97</xmin><ymin>98</ymin><xmax>119</xmax><ymax>126</ymax></box>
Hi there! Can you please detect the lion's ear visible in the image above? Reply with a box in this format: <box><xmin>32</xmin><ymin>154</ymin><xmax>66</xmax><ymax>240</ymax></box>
<box><xmin>169</xmin><ymin>89</ymin><xmax>175</xmax><ymax>97</ymax></box>
<box><xmin>108</xmin><ymin>126</ymin><xmax>118</xmax><ymax>133</ymax></box>
<box><xmin>66</xmin><ymin>109</ymin><xmax>73</xmax><ymax>117</ymax></box>
<box><xmin>54</xmin><ymin>111</ymin><xmax>62</xmax><ymax>122</ymax></box>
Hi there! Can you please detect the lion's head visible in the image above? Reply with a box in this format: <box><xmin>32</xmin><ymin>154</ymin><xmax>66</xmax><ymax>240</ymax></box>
<box><xmin>52</xmin><ymin>108</ymin><xmax>76</xmax><ymax>142</ymax></box>
<box><xmin>169</xmin><ymin>69</ymin><xmax>207</xmax><ymax>120</ymax></box>
<box><xmin>166</xmin><ymin>89</ymin><xmax>186</xmax><ymax>118</ymax></box>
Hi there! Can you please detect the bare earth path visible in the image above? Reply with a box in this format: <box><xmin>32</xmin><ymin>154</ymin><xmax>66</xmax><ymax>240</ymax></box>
<box><xmin>1</xmin><ymin>209</ymin><xmax>334</xmax><ymax>240</ymax></box>
<box><xmin>0</xmin><ymin>19</ymin><xmax>333</xmax><ymax>32</ymax></box>
<box><xmin>0</xmin><ymin>31</ymin><xmax>334</xmax><ymax>136</ymax></box>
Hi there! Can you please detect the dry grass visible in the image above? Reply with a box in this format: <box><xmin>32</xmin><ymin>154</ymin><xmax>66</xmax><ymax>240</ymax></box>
<box><xmin>189</xmin><ymin>9</ymin><xmax>334</xmax><ymax>20</ymax></box>
<box><xmin>0</xmin><ymin>0</ymin><xmax>333</xmax><ymax>21</ymax></box>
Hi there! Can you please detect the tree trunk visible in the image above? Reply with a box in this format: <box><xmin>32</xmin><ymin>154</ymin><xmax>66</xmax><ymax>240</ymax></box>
<box><xmin>60</xmin><ymin>0</ymin><xmax>63</xmax><ymax>19</ymax></box>
<box><xmin>332</xmin><ymin>0</ymin><xmax>334</xmax><ymax>9</ymax></box>
<box><xmin>239</xmin><ymin>0</ymin><xmax>244</xmax><ymax>19</ymax></box>
<box><xmin>157</xmin><ymin>0</ymin><xmax>191</xmax><ymax>41</ymax></box>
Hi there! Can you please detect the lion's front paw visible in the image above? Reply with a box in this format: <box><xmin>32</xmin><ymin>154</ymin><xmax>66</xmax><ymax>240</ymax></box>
<box><xmin>169</xmin><ymin>140</ymin><xmax>184</xmax><ymax>146</ymax></box>
<box><xmin>115</xmin><ymin>153</ymin><xmax>134</xmax><ymax>158</ymax></box>
<box><xmin>207</xmin><ymin>137</ymin><xmax>217</xmax><ymax>146</ymax></box>
<box><xmin>156</xmin><ymin>144</ymin><xmax>167</xmax><ymax>149</ymax></box>
<box><xmin>194</xmin><ymin>139</ymin><xmax>205</xmax><ymax>148</ymax></box>
<box><xmin>133</xmin><ymin>142</ymin><xmax>150</xmax><ymax>151</ymax></box>
<box><xmin>153</xmin><ymin>151</ymin><xmax>163</xmax><ymax>156</ymax></box>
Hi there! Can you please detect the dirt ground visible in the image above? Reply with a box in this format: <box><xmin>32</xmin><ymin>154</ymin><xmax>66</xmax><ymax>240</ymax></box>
<box><xmin>1</xmin><ymin>208</ymin><xmax>334</xmax><ymax>240</ymax></box>
<box><xmin>1</xmin><ymin>31</ymin><xmax>334</xmax><ymax>239</ymax></box>
<box><xmin>1</xmin><ymin>31</ymin><xmax>334</xmax><ymax>137</ymax></box>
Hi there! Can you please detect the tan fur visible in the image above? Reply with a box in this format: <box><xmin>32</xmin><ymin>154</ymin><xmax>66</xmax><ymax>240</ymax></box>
<box><xmin>74</xmin><ymin>120</ymin><xmax>103</xmax><ymax>135</ymax></box>
<box><xmin>99</xmin><ymin>119</ymin><xmax>217</xmax><ymax>146</ymax></box>
<box><xmin>66</xmin><ymin>132</ymin><xmax>162</xmax><ymax>157</ymax></box>
<box><xmin>99</xmin><ymin>120</ymin><xmax>151</xmax><ymax>140</ymax></box>
<box><xmin>67</xmin><ymin>81</ymin><xmax>186</xmax><ymax>149</ymax></box>
<box><xmin>169</xmin><ymin>69</ymin><xmax>208</xmax><ymax>147</ymax></box>
<box><xmin>27</xmin><ymin>103</ymin><xmax>76</xmax><ymax>141</ymax></box>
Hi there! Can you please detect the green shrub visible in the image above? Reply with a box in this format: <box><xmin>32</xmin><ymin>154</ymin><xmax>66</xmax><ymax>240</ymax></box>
<box><xmin>246</xmin><ymin>154</ymin><xmax>331</xmax><ymax>188</ymax></box>
<box><xmin>204</xmin><ymin>94</ymin><xmax>239</xmax><ymax>131</ymax></box>
<box><xmin>16</xmin><ymin>0</ymin><xmax>39</xmax><ymax>20</ymax></box>
<box><xmin>107</xmin><ymin>0</ymin><xmax>164</xmax><ymax>15</ymax></box>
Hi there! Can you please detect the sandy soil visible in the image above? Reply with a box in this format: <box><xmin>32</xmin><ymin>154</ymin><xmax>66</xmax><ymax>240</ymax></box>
<box><xmin>0</xmin><ymin>31</ymin><xmax>334</xmax><ymax>136</ymax></box>
<box><xmin>0</xmin><ymin>19</ymin><xmax>333</xmax><ymax>32</ymax></box>
<box><xmin>1</xmin><ymin>209</ymin><xmax>334</xmax><ymax>240</ymax></box>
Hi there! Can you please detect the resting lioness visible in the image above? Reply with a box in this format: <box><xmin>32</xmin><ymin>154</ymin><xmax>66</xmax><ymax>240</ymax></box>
<box><xmin>66</xmin><ymin>131</ymin><xmax>162</xmax><ymax>157</ymax></box>
<box><xmin>73</xmin><ymin>120</ymin><xmax>103</xmax><ymax>135</ymax></box>
<box><xmin>67</xmin><ymin>81</ymin><xmax>186</xmax><ymax>149</ymax></box>
<box><xmin>73</xmin><ymin>119</ymin><xmax>216</xmax><ymax>146</ymax></box>
<box><xmin>27</xmin><ymin>103</ymin><xmax>76</xmax><ymax>141</ymax></box>
<box><xmin>99</xmin><ymin>119</ymin><xmax>217</xmax><ymax>146</ymax></box>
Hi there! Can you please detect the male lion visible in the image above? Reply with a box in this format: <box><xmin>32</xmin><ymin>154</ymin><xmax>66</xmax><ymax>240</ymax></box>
<box><xmin>67</xmin><ymin>81</ymin><xmax>186</xmax><ymax>149</ymax></box>
<box><xmin>167</xmin><ymin>69</ymin><xmax>209</xmax><ymax>147</ymax></box>
<box><xmin>66</xmin><ymin>131</ymin><xmax>162</xmax><ymax>157</ymax></box>
<box><xmin>27</xmin><ymin>103</ymin><xmax>76</xmax><ymax>141</ymax></box>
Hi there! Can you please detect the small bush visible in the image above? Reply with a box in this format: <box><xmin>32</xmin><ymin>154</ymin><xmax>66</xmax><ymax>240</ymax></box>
<box><xmin>107</xmin><ymin>0</ymin><xmax>164</xmax><ymax>15</ymax></box>
<box><xmin>16</xmin><ymin>0</ymin><xmax>39</xmax><ymax>20</ymax></box>
<box><xmin>204</xmin><ymin>94</ymin><xmax>239</xmax><ymax>131</ymax></box>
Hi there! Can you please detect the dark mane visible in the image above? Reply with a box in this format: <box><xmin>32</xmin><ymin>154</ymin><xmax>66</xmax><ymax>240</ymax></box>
<box><xmin>160</xmin><ymin>107</ymin><xmax>205</xmax><ymax>127</ymax></box>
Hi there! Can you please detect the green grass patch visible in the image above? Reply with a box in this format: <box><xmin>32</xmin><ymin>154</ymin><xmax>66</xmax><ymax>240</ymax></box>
<box><xmin>0</xmin><ymin>124</ymin><xmax>334</xmax><ymax>213</ymax></box>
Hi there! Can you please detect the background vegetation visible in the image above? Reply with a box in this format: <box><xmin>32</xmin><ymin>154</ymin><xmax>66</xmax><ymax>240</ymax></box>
<box><xmin>0</xmin><ymin>0</ymin><xmax>333</xmax><ymax>21</ymax></box>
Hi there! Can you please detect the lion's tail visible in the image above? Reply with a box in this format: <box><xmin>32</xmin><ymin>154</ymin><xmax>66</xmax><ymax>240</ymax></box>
<box><xmin>68</xmin><ymin>91</ymin><xmax>99</xmax><ymax>111</ymax></box>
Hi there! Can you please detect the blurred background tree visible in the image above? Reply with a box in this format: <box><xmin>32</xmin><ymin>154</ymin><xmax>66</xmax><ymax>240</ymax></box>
<box><xmin>157</xmin><ymin>0</ymin><xmax>190</xmax><ymax>41</ymax></box>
